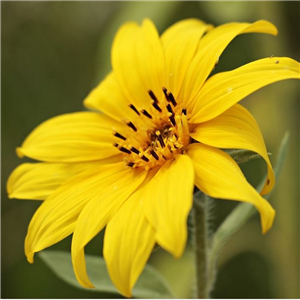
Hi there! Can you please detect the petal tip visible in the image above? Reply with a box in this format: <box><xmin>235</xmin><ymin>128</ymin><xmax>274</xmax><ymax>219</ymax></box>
<box><xmin>261</xmin><ymin>206</ymin><xmax>276</xmax><ymax>234</ymax></box>
<box><xmin>16</xmin><ymin>147</ymin><xmax>24</xmax><ymax>158</ymax></box>
<box><xmin>26</xmin><ymin>252</ymin><xmax>35</xmax><ymax>264</ymax></box>
<box><xmin>255</xmin><ymin>20</ymin><xmax>278</xmax><ymax>36</ymax></box>
<box><xmin>173</xmin><ymin>246</ymin><xmax>184</xmax><ymax>259</ymax></box>
<box><xmin>75</xmin><ymin>272</ymin><xmax>95</xmax><ymax>289</ymax></box>
<box><xmin>121</xmin><ymin>289</ymin><xmax>132</xmax><ymax>299</ymax></box>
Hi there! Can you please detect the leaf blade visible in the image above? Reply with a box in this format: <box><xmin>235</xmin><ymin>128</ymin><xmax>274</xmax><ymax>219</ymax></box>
<box><xmin>38</xmin><ymin>250</ymin><xmax>175</xmax><ymax>299</ymax></box>
<box><xmin>225</xmin><ymin>149</ymin><xmax>272</xmax><ymax>164</ymax></box>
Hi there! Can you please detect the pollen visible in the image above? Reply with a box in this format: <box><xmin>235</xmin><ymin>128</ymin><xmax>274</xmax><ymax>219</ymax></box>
<box><xmin>112</xmin><ymin>88</ymin><xmax>190</xmax><ymax>170</ymax></box>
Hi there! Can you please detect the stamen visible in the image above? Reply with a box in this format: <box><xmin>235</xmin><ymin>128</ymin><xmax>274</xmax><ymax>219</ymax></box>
<box><xmin>162</xmin><ymin>87</ymin><xmax>177</xmax><ymax>107</ymax></box>
<box><xmin>152</xmin><ymin>102</ymin><xmax>162</xmax><ymax>112</ymax></box>
<box><xmin>141</xmin><ymin>109</ymin><xmax>152</xmax><ymax>119</ymax></box>
<box><xmin>141</xmin><ymin>155</ymin><xmax>149</xmax><ymax>162</ymax></box>
<box><xmin>130</xmin><ymin>146</ymin><xmax>140</xmax><ymax>155</ymax></box>
<box><xmin>119</xmin><ymin>147</ymin><xmax>131</xmax><ymax>154</ymax></box>
<box><xmin>150</xmin><ymin>150</ymin><xmax>159</xmax><ymax>160</ymax></box>
<box><xmin>114</xmin><ymin>143</ymin><xmax>132</xmax><ymax>154</ymax></box>
<box><xmin>126</xmin><ymin>121</ymin><xmax>137</xmax><ymax>132</ymax></box>
<box><xmin>155</xmin><ymin>130</ymin><xmax>165</xmax><ymax>147</ymax></box>
<box><xmin>166</xmin><ymin>104</ymin><xmax>174</xmax><ymax>114</ymax></box>
<box><xmin>162</xmin><ymin>87</ymin><xmax>169</xmax><ymax>100</ymax></box>
<box><xmin>121</xmin><ymin>148</ymin><xmax>132</xmax><ymax>155</ymax></box>
<box><xmin>113</xmin><ymin>131</ymin><xmax>127</xmax><ymax>141</ymax></box>
<box><xmin>169</xmin><ymin>115</ymin><xmax>176</xmax><ymax>126</ymax></box>
<box><xmin>182</xmin><ymin>108</ymin><xmax>187</xmax><ymax>115</ymax></box>
<box><xmin>129</xmin><ymin>104</ymin><xmax>140</xmax><ymax>115</ymax></box>
<box><xmin>128</xmin><ymin>162</ymin><xmax>135</xmax><ymax>167</ymax></box>
<box><xmin>148</xmin><ymin>90</ymin><xmax>158</xmax><ymax>103</ymax></box>
<box><xmin>168</xmin><ymin>92</ymin><xmax>177</xmax><ymax>107</ymax></box>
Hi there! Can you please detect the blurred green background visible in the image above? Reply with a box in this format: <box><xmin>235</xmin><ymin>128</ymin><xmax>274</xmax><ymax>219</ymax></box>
<box><xmin>2</xmin><ymin>1</ymin><xmax>299</xmax><ymax>298</ymax></box>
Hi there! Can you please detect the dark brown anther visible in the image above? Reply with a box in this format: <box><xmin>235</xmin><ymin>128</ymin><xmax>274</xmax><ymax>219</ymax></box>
<box><xmin>182</xmin><ymin>108</ymin><xmax>187</xmax><ymax>115</ymax></box>
<box><xmin>114</xmin><ymin>142</ymin><xmax>132</xmax><ymax>154</ymax></box>
<box><xmin>162</xmin><ymin>87</ymin><xmax>169</xmax><ymax>100</ymax></box>
<box><xmin>150</xmin><ymin>150</ymin><xmax>159</xmax><ymax>161</ymax></box>
<box><xmin>141</xmin><ymin>109</ymin><xmax>152</xmax><ymax>119</ymax></box>
<box><xmin>126</xmin><ymin>121</ymin><xmax>137</xmax><ymax>132</ymax></box>
<box><xmin>130</xmin><ymin>146</ymin><xmax>140</xmax><ymax>155</ymax></box>
<box><xmin>169</xmin><ymin>115</ymin><xmax>176</xmax><ymax>126</ymax></box>
<box><xmin>113</xmin><ymin>131</ymin><xmax>127</xmax><ymax>141</ymax></box>
<box><xmin>128</xmin><ymin>162</ymin><xmax>135</xmax><ymax>167</ymax></box>
<box><xmin>156</xmin><ymin>134</ymin><xmax>165</xmax><ymax>148</ymax></box>
<box><xmin>141</xmin><ymin>155</ymin><xmax>149</xmax><ymax>162</ymax></box>
<box><xmin>168</xmin><ymin>92</ymin><xmax>177</xmax><ymax>107</ymax></box>
<box><xmin>163</xmin><ymin>87</ymin><xmax>177</xmax><ymax>107</ymax></box>
<box><xmin>166</xmin><ymin>104</ymin><xmax>174</xmax><ymax>114</ymax></box>
<box><xmin>129</xmin><ymin>104</ymin><xmax>140</xmax><ymax>115</ymax></box>
<box><xmin>148</xmin><ymin>90</ymin><xmax>158</xmax><ymax>103</ymax></box>
<box><xmin>152</xmin><ymin>102</ymin><xmax>162</xmax><ymax>112</ymax></box>
<box><xmin>119</xmin><ymin>146</ymin><xmax>131</xmax><ymax>154</ymax></box>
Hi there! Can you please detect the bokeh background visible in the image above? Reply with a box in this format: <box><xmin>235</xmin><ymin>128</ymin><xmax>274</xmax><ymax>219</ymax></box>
<box><xmin>2</xmin><ymin>1</ymin><xmax>299</xmax><ymax>298</ymax></box>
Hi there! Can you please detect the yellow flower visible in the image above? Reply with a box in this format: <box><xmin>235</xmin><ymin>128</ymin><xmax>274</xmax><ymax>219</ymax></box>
<box><xmin>7</xmin><ymin>19</ymin><xmax>300</xmax><ymax>297</ymax></box>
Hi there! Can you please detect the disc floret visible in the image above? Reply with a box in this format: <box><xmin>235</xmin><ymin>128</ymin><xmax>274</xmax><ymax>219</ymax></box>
<box><xmin>113</xmin><ymin>88</ymin><xmax>190</xmax><ymax>170</ymax></box>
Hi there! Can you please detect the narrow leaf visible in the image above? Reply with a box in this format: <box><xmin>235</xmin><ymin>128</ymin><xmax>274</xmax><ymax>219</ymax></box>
<box><xmin>225</xmin><ymin>149</ymin><xmax>271</xmax><ymax>164</ymax></box>
<box><xmin>38</xmin><ymin>250</ymin><xmax>174</xmax><ymax>299</ymax></box>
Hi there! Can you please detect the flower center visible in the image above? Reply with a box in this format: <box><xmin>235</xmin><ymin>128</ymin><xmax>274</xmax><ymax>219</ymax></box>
<box><xmin>113</xmin><ymin>88</ymin><xmax>190</xmax><ymax>171</ymax></box>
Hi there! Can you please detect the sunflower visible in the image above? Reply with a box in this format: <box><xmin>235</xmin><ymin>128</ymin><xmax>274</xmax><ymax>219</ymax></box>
<box><xmin>7</xmin><ymin>19</ymin><xmax>300</xmax><ymax>297</ymax></box>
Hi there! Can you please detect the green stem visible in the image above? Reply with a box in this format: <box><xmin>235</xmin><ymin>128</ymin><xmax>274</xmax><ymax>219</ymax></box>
<box><xmin>193</xmin><ymin>193</ymin><xmax>209</xmax><ymax>299</ymax></box>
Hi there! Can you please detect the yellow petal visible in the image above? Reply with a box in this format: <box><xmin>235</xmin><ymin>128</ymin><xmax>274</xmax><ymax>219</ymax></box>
<box><xmin>191</xmin><ymin>104</ymin><xmax>274</xmax><ymax>195</ymax></box>
<box><xmin>7</xmin><ymin>156</ymin><xmax>122</xmax><ymax>200</ymax></box>
<box><xmin>144</xmin><ymin>155</ymin><xmax>194</xmax><ymax>258</ymax></box>
<box><xmin>25</xmin><ymin>162</ymin><xmax>128</xmax><ymax>263</ymax></box>
<box><xmin>186</xmin><ymin>143</ymin><xmax>275</xmax><ymax>233</ymax></box>
<box><xmin>112</xmin><ymin>19</ymin><xmax>165</xmax><ymax>110</ymax></box>
<box><xmin>84</xmin><ymin>72</ymin><xmax>139</xmax><ymax>124</ymax></box>
<box><xmin>180</xmin><ymin>20</ymin><xmax>277</xmax><ymax>109</ymax></box>
<box><xmin>190</xmin><ymin>57</ymin><xmax>300</xmax><ymax>123</ymax></box>
<box><xmin>161</xmin><ymin>19</ymin><xmax>213</xmax><ymax>100</ymax></box>
<box><xmin>17</xmin><ymin>112</ymin><xmax>124</xmax><ymax>162</ymax></box>
<box><xmin>71</xmin><ymin>168</ymin><xmax>147</xmax><ymax>288</ymax></box>
<box><xmin>104</xmin><ymin>187</ymin><xmax>155</xmax><ymax>298</ymax></box>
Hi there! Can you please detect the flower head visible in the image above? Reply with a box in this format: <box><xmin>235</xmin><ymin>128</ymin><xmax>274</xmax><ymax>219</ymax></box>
<box><xmin>7</xmin><ymin>19</ymin><xmax>300</xmax><ymax>297</ymax></box>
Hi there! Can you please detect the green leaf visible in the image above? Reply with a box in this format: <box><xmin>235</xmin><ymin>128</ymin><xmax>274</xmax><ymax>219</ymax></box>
<box><xmin>207</xmin><ymin>132</ymin><xmax>290</xmax><ymax>292</ymax></box>
<box><xmin>225</xmin><ymin>149</ymin><xmax>272</xmax><ymax>164</ymax></box>
<box><xmin>38</xmin><ymin>250</ymin><xmax>175</xmax><ymax>299</ymax></box>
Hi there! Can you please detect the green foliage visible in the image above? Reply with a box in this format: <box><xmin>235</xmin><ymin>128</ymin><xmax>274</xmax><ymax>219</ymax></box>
<box><xmin>38</xmin><ymin>250</ymin><xmax>175</xmax><ymax>299</ymax></box>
